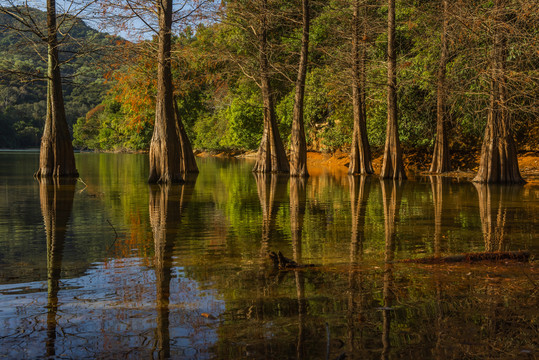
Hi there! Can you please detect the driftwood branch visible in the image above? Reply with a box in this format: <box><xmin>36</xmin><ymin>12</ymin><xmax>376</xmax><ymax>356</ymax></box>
<box><xmin>268</xmin><ymin>251</ymin><xmax>316</xmax><ymax>269</ymax></box>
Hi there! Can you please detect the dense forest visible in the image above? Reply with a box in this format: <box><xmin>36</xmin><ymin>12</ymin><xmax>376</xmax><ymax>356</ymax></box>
<box><xmin>1</xmin><ymin>1</ymin><xmax>537</xmax><ymax>157</ymax></box>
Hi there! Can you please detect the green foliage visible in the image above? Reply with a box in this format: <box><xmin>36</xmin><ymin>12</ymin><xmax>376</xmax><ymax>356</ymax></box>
<box><xmin>219</xmin><ymin>83</ymin><xmax>263</xmax><ymax>150</ymax></box>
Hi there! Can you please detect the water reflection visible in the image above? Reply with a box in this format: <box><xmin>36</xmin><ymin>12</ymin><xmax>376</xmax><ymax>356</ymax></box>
<box><xmin>474</xmin><ymin>183</ymin><xmax>523</xmax><ymax>252</ymax></box>
<box><xmin>149</xmin><ymin>176</ymin><xmax>197</xmax><ymax>359</ymax></box>
<box><xmin>39</xmin><ymin>178</ymin><xmax>76</xmax><ymax>358</ymax></box>
<box><xmin>290</xmin><ymin>176</ymin><xmax>307</xmax><ymax>359</ymax></box>
<box><xmin>429</xmin><ymin>176</ymin><xmax>451</xmax><ymax>256</ymax></box>
<box><xmin>254</xmin><ymin>173</ymin><xmax>288</xmax><ymax>257</ymax></box>
<box><xmin>380</xmin><ymin>180</ymin><xmax>402</xmax><ymax>360</ymax></box>
<box><xmin>347</xmin><ymin>175</ymin><xmax>371</xmax><ymax>355</ymax></box>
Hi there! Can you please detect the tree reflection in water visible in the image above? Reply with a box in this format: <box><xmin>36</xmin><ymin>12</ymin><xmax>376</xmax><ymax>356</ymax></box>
<box><xmin>38</xmin><ymin>177</ymin><xmax>76</xmax><ymax>358</ymax></box>
<box><xmin>254</xmin><ymin>173</ymin><xmax>288</xmax><ymax>257</ymax></box>
<box><xmin>429</xmin><ymin>176</ymin><xmax>451</xmax><ymax>257</ymax></box>
<box><xmin>149</xmin><ymin>175</ymin><xmax>197</xmax><ymax>359</ymax></box>
<box><xmin>474</xmin><ymin>183</ymin><xmax>523</xmax><ymax>252</ymax></box>
<box><xmin>290</xmin><ymin>176</ymin><xmax>307</xmax><ymax>359</ymax></box>
<box><xmin>380</xmin><ymin>179</ymin><xmax>402</xmax><ymax>360</ymax></box>
<box><xmin>346</xmin><ymin>175</ymin><xmax>371</xmax><ymax>355</ymax></box>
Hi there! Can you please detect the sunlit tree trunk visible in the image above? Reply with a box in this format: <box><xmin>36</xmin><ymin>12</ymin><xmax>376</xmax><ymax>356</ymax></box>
<box><xmin>253</xmin><ymin>0</ymin><xmax>290</xmax><ymax>174</ymax></box>
<box><xmin>349</xmin><ymin>0</ymin><xmax>373</xmax><ymax>175</ymax></box>
<box><xmin>39</xmin><ymin>178</ymin><xmax>76</xmax><ymax>357</ymax></box>
<box><xmin>430</xmin><ymin>0</ymin><xmax>451</xmax><ymax>173</ymax></box>
<box><xmin>381</xmin><ymin>0</ymin><xmax>406</xmax><ymax>180</ymax></box>
<box><xmin>473</xmin><ymin>0</ymin><xmax>524</xmax><ymax>184</ymax></box>
<box><xmin>174</xmin><ymin>100</ymin><xmax>198</xmax><ymax>174</ymax></box>
<box><xmin>290</xmin><ymin>0</ymin><xmax>310</xmax><ymax>177</ymax></box>
<box><xmin>148</xmin><ymin>0</ymin><xmax>183</xmax><ymax>184</ymax></box>
<box><xmin>35</xmin><ymin>0</ymin><xmax>78</xmax><ymax>179</ymax></box>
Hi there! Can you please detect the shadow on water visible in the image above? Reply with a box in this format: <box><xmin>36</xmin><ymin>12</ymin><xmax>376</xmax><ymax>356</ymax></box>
<box><xmin>38</xmin><ymin>177</ymin><xmax>76</xmax><ymax>358</ymax></box>
<box><xmin>149</xmin><ymin>175</ymin><xmax>198</xmax><ymax>359</ymax></box>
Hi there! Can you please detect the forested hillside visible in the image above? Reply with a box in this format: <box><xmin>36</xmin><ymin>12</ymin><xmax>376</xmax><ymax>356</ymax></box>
<box><xmin>2</xmin><ymin>1</ymin><xmax>537</xmax><ymax>155</ymax></box>
<box><xmin>73</xmin><ymin>0</ymin><xmax>537</xmax><ymax>154</ymax></box>
<box><xmin>0</xmin><ymin>8</ymin><xmax>117</xmax><ymax>148</ymax></box>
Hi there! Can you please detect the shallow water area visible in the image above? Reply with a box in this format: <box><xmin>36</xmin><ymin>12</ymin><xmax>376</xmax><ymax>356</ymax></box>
<box><xmin>0</xmin><ymin>151</ymin><xmax>537</xmax><ymax>359</ymax></box>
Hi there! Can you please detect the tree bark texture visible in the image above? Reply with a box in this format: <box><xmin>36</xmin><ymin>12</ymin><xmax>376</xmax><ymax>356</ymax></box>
<box><xmin>381</xmin><ymin>0</ymin><xmax>406</xmax><ymax>180</ymax></box>
<box><xmin>430</xmin><ymin>0</ymin><xmax>451</xmax><ymax>173</ymax></box>
<box><xmin>349</xmin><ymin>0</ymin><xmax>373</xmax><ymax>175</ymax></box>
<box><xmin>148</xmin><ymin>0</ymin><xmax>183</xmax><ymax>184</ymax></box>
<box><xmin>290</xmin><ymin>0</ymin><xmax>310</xmax><ymax>177</ymax></box>
<box><xmin>473</xmin><ymin>0</ymin><xmax>524</xmax><ymax>184</ymax></box>
<box><xmin>35</xmin><ymin>0</ymin><xmax>78</xmax><ymax>179</ymax></box>
<box><xmin>39</xmin><ymin>178</ymin><xmax>76</xmax><ymax>357</ymax></box>
<box><xmin>174</xmin><ymin>99</ymin><xmax>199</xmax><ymax>174</ymax></box>
<box><xmin>253</xmin><ymin>0</ymin><xmax>290</xmax><ymax>174</ymax></box>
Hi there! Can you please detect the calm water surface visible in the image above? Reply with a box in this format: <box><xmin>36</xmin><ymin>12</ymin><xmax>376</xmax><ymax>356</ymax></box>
<box><xmin>0</xmin><ymin>151</ymin><xmax>537</xmax><ymax>359</ymax></box>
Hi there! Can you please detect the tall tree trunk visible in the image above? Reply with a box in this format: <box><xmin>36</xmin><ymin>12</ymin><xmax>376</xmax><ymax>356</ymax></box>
<box><xmin>380</xmin><ymin>0</ymin><xmax>406</xmax><ymax>180</ymax></box>
<box><xmin>253</xmin><ymin>0</ymin><xmax>290</xmax><ymax>174</ymax></box>
<box><xmin>148</xmin><ymin>0</ymin><xmax>183</xmax><ymax>184</ymax></box>
<box><xmin>174</xmin><ymin>99</ymin><xmax>199</xmax><ymax>174</ymax></box>
<box><xmin>473</xmin><ymin>0</ymin><xmax>524</xmax><ymax>184</ymax></box>
<box><xmin>35</xmin><ymin>0</ymin><xmax>78</xmax><ymax>179</ymax></box>
<box><xmin>290</xmin><ymin>0</ymin><xmax>310</xmax><ymax>177</ymax></box>
<box><xmin>430</xmin><ymin>0</ymin><xmax>451</xmax><ymax>173</ymax></box>
<box><xmin>349</xmin><ymin>0</ymin><xmax>373</xmax><ymax>175</ymax></box>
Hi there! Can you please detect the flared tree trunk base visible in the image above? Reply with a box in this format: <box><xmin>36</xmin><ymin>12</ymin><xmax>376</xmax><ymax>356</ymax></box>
<box><xmin>34</xmin><ymin>138</ymin><xmax>79</xmax><ymax>179</ymax></box>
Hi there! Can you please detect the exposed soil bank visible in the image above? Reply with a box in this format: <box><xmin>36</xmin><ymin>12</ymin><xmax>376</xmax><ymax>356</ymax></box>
<box><xmin>199</xmin><ymin>149</ymin><xmax>539</xmax><ymax>184</ymax></box>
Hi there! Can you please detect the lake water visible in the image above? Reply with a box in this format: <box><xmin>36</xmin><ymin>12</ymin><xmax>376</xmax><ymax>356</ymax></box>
<box><xmin>0</xmin><ymin>151</ymin><xmax>537</xmax><ymax>359</ymax></box>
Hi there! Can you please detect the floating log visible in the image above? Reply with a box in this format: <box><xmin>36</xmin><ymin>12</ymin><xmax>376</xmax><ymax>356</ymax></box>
<box><xmin>400</xmin><ymin>251</ymin><xmax>530</xmax><ymax>264</ymax></box>
<box><xmin>268</xmin><ymin>251</ymin><xmax>316</xmax><ymax>269</ymax></box>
